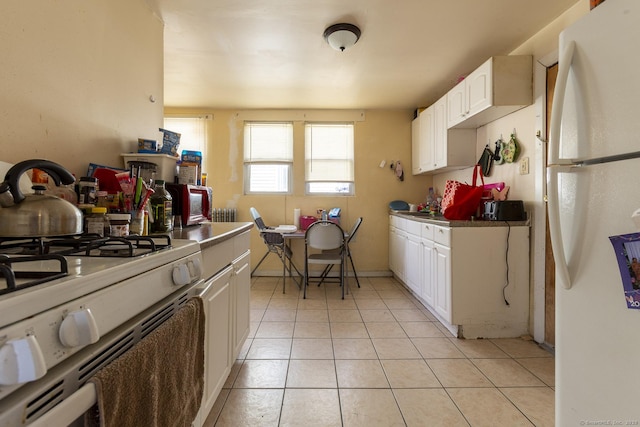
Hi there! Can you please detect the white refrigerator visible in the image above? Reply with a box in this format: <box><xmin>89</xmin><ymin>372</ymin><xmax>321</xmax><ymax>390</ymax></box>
<box><xmin>547</xmin><ymin>0</ymin><xmax>640</xmax><ymax>424</ymax></box>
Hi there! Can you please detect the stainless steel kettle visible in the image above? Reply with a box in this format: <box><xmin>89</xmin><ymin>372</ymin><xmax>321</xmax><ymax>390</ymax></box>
<box><xmin>0</xmin><ymin>160</ymin><xmax>83</xmax><ymax>237</ymax></box>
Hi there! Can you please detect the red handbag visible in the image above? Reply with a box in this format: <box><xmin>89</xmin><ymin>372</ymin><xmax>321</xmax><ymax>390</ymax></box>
<box><xmin>441</xmin><ymin>165</ymin><xmax>485</xmax><ymax>220</ymax></box>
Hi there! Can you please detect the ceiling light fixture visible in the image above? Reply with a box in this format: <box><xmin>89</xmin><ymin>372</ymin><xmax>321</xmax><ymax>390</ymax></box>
<box><xmin>323</xmin><ymin>23</ymin><xmax>361</xmax><ymax>52</ymax></box>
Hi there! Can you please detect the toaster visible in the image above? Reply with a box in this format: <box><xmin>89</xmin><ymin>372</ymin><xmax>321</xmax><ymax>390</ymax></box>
<box><xmin>483</xmin><ymin>200</ymin><xmax>527</xmax><ymax>221</ymax></box>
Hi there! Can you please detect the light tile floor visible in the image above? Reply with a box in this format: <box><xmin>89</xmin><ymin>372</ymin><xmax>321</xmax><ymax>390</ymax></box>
<box><xmin>204</xmin><ymin>276</ymin><xmax>555</xmax><ymax>427</ymax></box>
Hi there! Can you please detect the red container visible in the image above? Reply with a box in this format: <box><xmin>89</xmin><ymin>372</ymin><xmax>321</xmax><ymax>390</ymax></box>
<box><xmin>300</xmin><ymin>216</ymin><xmax>318</xmax><ymax>231</ymax></box>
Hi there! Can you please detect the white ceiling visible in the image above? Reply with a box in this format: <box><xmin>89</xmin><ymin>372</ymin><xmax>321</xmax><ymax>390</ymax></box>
<box><xmin>144</xmin><ymin>0</ymin><xmax>580</xmax><ymax>110</ymax></box>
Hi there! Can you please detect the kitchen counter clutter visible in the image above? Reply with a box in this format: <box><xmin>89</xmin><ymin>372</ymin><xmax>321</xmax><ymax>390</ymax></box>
<box><xmin>171</xmin><ymin>221</ymin><xmax>253</xmax><ymax>426</ymax></box>
<box><xmin>390</xmin><ymin>211</ymin><xmax>529</xmax><ymax>227</ymax></box>
<box><xmin>389</xmin><ymin>213</ymin><xmax>530</xmax><ymax>339</ymax></box>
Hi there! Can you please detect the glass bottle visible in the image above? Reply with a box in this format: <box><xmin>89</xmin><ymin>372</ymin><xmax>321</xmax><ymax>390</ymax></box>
<box><xmin>85</xmin><ymin>207</ymin><xmax>109</xmax><ymax>237</ymax></box>
<box><xmin>149</xmin><ymin>180</ymin><xmax>173</xmax><ymax>233</ymax></box>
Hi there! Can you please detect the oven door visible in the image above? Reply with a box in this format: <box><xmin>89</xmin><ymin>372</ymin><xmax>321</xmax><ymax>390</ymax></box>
<box><xmin>13</xmin><ymin>280</ymin><xmax>202</xmax><ymax>427</ymax></box>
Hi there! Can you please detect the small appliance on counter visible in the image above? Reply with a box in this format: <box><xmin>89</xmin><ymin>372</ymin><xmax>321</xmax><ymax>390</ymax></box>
<box><xmin>121</xmin><ymin>153</ymin><xmax>178</xmax><ymax>184</ymax></box>
<box><xmin>483</xmin><ymin>200</ymin><xmax>526</xmax><ymax>221</ymax></box>
<box><xmin>166</xmin><ymin>183</ymin><xmax>212</xmax><ymax>227</ymax></box>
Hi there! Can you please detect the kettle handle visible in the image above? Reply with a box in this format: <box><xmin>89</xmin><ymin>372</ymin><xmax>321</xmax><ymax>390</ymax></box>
<box><xmin>0</xmin><ymin>159</ymin><xmax>76</xmax><ymax>205</ymax></box>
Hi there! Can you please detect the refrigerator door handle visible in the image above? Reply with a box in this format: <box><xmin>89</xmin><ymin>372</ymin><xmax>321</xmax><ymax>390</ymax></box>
<box><xmin>548</xmin><ymin>40</ymin><xmax>575</xmax><ymax>166</ymax></box>
<box><xmin>547</xmin><ymin>165</ymin><xmax>573</xmax><ymax>289</ymax></box>
<box><xmin>547</xmin><ymin>40</ymin><xmax>576</xmax><ymax>290</ymax></box>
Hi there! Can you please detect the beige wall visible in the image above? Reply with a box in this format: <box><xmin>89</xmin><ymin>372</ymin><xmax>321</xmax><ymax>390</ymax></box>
<box><xmin>165</xmin><ymin>108</ymin><xmax>433</xmax><ymax>274</ymax></box>
<box><xmin>0</xmin><ymin>0</ymin><xmax>164</xmax><ymax>178</ymax></box>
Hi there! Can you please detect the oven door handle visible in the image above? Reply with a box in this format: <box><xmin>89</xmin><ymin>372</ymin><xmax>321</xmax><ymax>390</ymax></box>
<box><xmin>29</xmin><ymin>382</ymin><xmax>96</xmax><ymax>427</ymax></box>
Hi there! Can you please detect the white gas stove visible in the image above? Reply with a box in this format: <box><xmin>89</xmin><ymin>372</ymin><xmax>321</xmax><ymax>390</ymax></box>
<box><xmin>0</xmin><ymin>235</ymin><xmax>203</xmax><ymax>426</ymax></box>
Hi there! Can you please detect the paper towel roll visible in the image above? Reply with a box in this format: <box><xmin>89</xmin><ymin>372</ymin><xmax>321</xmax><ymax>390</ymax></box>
<box><xmin>294</xmin><ymin>208</ymin><xmax>301</xmax><ymax>229</ymax></box>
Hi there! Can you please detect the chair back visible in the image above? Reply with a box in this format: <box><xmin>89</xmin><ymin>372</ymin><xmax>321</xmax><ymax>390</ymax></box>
<box><xmin>249</xmin><ymin>207</ymin><xmax>267</xmax><ymax>230</ymax></box>
<box><xmin>347</xmin><ymin>217</ymin><xmax>363</xmax><ymax>244</ymax></box>
<box><xmin>306</xmin><ymin>220</ymin><xmax>344</xmax><ymax>251</ymax></box>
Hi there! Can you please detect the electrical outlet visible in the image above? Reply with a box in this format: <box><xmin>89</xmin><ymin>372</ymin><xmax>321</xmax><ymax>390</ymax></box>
<box><xmin>519</xmin><ymin>157</ymin><xmax>529</xmax><ymax>175</ymax></box>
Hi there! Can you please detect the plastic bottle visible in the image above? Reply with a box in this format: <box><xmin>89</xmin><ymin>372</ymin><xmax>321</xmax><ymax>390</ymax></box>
<box><xmin>149</xmin><ymin>180</ymin><xmax>173</xmax><ymax>233</ymax></box>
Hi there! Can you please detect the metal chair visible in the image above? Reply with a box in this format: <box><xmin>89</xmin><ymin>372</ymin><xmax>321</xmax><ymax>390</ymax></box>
<box><xmin>249</xmin><ymin>207</ymin><xmax>302</xmax><ymax>293</ymax></box>
<box><xmin>318</xmin><ymin>217</ymin><xmax>362</xmax><ymax>289</ymax></box>
<box><xmin>303</xmin><ymin>220</ymin><xmax>347</xmax><ymax>299</ymax></box>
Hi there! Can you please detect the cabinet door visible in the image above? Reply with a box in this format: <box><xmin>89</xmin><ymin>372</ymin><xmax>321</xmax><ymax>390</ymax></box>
<box><xmin>466</xmin><ymin>59</ymin><xmax>492</xmax><ymax>117</ymax></box>
<box><xmin>389</xmin><ymin>226</ymin><xmax>397</xmax><ymax>273</ymax></box>
<box><xmin>200</xmin><ymin>265</ymin><xmax>233</xmax><ymax>417</ymax></box>
<box><xmin>411</xmin><ymin>117</ymin><xmax>421</xmax><ymax>174</ymax></box>
<box><xmin>389</xmin><ymin>228</ymin><xmax>407</xmax><ymax>282</ymax></box>
<box><xmin>447</xmin><ymin>81</ymin><xmax>466</xmax><ymax>128</ymax></box>
<box><xmin>420</xmin><ymin>237</ymin><xmax>435</xmax><ymax>307</ymax></box>
<box><xmin>389</xmin><ymin>227</ymin><xmax>406</xmax><ymax>281</ymax></box>
<box><xmin>404</xmin><ymin>233</ymin><xmax>421</xmax><ymax>295</ymax></box>
<box><xmin>411</xmin><ymin>107</ymin><xmax>434</xmax><ymax>174</ymax></box>
<box><xmin>232</xmin><ymin>251</ymin><xmax>251</xmax><ymax>360</ymax></box>
<box><xmin>434</xmin><ymin>244</ymin><xmax>452</xmax><ymax>322</ymax></box>
<box><xmin>433</xmin><ymin>96</ymin><xmax>448</xmax><ymax>170</ymax></box>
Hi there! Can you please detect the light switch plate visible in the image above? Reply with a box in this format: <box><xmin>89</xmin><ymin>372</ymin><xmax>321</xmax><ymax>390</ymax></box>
<box><xmin>519</xmin><ymin>157</ymin><xmax>529</xmax><ymax>175</ymax></box>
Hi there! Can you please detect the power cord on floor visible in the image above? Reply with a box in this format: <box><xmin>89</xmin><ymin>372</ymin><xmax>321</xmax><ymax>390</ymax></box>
<box><xmin>502</xmin><ymin>221</ymin><xmax>511</xmax><ymax>306</ymax></box>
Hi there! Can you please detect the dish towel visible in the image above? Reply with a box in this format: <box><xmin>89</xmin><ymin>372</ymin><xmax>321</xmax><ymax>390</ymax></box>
<box><xmin>86</xmin><ymin>297</ymin><xmax>205</xmax><ymax>427</ymax></box>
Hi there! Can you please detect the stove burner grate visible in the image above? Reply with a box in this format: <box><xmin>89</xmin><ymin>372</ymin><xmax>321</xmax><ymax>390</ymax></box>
<box><xmin>0</xmin><ymin>254</ymin><xmax>68</xmax><ymax>295</ymax></box>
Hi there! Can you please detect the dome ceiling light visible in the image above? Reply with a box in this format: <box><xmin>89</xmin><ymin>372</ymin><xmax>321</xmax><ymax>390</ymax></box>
<box><xmin>323</xmin><ymin>23</ymin><xmax>361</xmax><ymax>52</ymax></box>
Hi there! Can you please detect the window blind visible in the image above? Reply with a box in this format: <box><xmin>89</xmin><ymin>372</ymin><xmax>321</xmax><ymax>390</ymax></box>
<box><xmin>163</xmin><ymin>116</ymin><xmax>208</xmax><ymax>157</ymax></box>
<box><xmin>244</xmin><ymin>122</ymin><xmax>293</xmax><ymax>162</ymax></box>
<box><xmin>305</xmin><ymin>123</ymin><xmax>354</xmax><ymax>182</ymax></box>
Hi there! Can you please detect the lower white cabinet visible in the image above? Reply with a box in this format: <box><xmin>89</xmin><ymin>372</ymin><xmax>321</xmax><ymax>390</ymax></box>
<box><xmin>232</xmin><ymin>250</ymin><xmax>251</xmax><ymax>360</ymax></box>
<box><xmin>404</xmin><ymin>232</ymin><xmax>421</xmax><ymax>295</ymax></box>
<box><xmin>420</xmin><ymin>236</ymin><xmax>435</xmax><ymax>308</ymax></box>
<box><xmin>388</xmin><ymin>219</ymin><xmax>406</xmax><ymax>281</ymax></box>
<box><xmin>433</xmin><ymin>243</ymin><xmax>451</xmax><ymax>322</ymax></box>
<box><xmin>389</xmin><ymin>215</ymin><xmax>530</xmax><ymax>339</ymax></box>
<box><xmin>196</xmin><ymin>231</ymin><xmax>251</xmax><ymax>425</ymax></box>
<box><xmin>200</xmin><ymin>265</ymin><xmax>232</xmax><ymax>419</ymax></box>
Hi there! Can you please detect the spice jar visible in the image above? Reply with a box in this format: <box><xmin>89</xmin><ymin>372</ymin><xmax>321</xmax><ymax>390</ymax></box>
<box><xmin>107</xmin><ymin>213</ymin><xmax>131</xmax><ymax>237</ymax></box>
<box><xmin>84</xmin><ymin>207</ymin><xmax>109</xmax><ymax>237</ymax></box>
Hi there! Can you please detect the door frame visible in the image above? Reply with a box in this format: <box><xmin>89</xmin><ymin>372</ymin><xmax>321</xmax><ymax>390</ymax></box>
<box><xmin>532</xmin><ymin>50</ymin><xmax>558</xmax><ymax>344</ymax></box>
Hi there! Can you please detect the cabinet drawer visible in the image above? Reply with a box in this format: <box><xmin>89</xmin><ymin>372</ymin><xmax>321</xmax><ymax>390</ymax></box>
<box><xmin>433</xmin><ymin>226</ymin><xmax>451</xmax><ymax>247</ymax></box>
<box><xmin>421</xmin><ymin>223</ymin><xmax>435</xmax><ymax>240</ymax></box>
<box><xmin>405</xmin><ymin>219</ymin><xmax>421</xmax><ymax>236</ymax></box>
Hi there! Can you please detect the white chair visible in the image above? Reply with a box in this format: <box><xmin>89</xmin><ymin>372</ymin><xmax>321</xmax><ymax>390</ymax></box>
<box><xmin>249</xmin><ymin>207</ymin><xmax>302</xmax><ymax>293</ymax></box>
<box><xmin>303</xmin><ymin>220</ymin><xmax>347</xmax><ymax>299</ymax></box>
<box><xmin>318</xmin><ymin>217</ymin><xmax>362</xmax><ymax>289</ymax></box>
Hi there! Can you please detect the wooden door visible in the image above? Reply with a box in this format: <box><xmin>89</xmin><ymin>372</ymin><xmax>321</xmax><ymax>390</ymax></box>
<box><xmin>545</xmin><ymin>64</ymin><xmax>558</xmax><ymax>346</ymax></box>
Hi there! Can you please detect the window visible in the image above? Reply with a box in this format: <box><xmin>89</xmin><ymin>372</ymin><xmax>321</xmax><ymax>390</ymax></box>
<box><xmin>305</xmin><ymin>123</ymin><xmax>354</xmax><ymax>195</ymax></box>
<box><xmin>163</xmin><ymin>115</ymin><xmax>208</xmax><ymax>161</ymax></box>
<box><xmin>244</xmin><ymin>122</ymin><xmax>293</xmax><ymax>194</ymax></box>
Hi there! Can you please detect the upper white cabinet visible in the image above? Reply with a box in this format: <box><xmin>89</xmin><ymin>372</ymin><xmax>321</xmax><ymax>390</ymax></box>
<box><xmin>411</xmin><ymin>105</ymin><xmax>434</xmax><ymax>174</ymax></box>
<box><xmin>412</xmin><ymin>96</ymin><xmax>475</xmax><ymax>175</ymax></box>
<box><xmin>432</xmin><ymin>96</ymin><xmax>475</xmax><ymax>172</ymax></box>
<box><xmin>447</xmin><ymin>55</ymin><xmax>532</xmax><ymax>129</ymax></box>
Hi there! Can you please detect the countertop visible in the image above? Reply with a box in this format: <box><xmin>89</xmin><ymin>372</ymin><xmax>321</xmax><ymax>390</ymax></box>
<box><xmin>170</xmin><ymin>221</ymin><xmax>253</xmax><ymax>249</ymax></box>
<box><xmin>390</xmin><ymin>211</ymin><xmax>529</xmax><ymax>227</ymax></box>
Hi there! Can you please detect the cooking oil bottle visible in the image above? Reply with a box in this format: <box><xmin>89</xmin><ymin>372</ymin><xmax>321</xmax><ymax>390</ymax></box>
<box><xmin>149</xmin><ymin>180</ymin><xmax>173</xmax><ymax>233</ymax></box>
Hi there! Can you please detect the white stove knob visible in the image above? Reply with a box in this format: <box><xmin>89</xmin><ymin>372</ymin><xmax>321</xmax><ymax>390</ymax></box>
<box><xmin>188</xmin><ymin>258</ymin><xmax>202</xmax><ymax>280</ymax></box>
<box><xmin>172</xmin><ymin>263</ymin><xmax>191</xmax><ymax>286</ymax></box>
<box><xmin>59</xmin><ymin>308</ymin><xmax>100</xmax><ymax>348</ymax></box>
<box><xmin>0</xmin><ymin>335</ymin><xmax>47</xmax><ymax>385</ymax></box>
